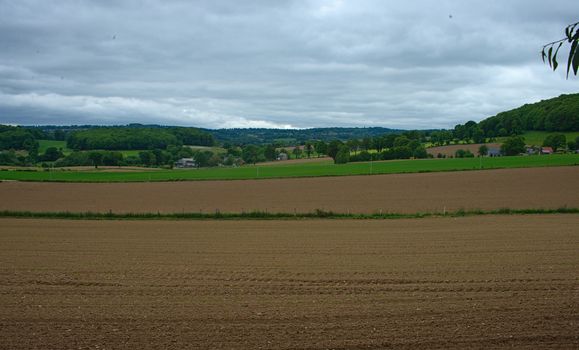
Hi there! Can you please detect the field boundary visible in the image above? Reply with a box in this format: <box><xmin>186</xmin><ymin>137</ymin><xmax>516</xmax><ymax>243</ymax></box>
<box><xmin>1</xmin><ymin>207</ymin><xmax>577</xmax><ymax>221</ymax></box>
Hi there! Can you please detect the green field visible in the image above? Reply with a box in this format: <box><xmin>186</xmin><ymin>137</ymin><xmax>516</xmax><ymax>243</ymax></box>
<box><xmin>498</xmin><ymin>131</ymin><xmax>579</xmax><ymax>146</ymax></box>
<box><xmin>38</xmin><ymin>140</ymin><xmax>71</xmax><ymax>155</ymax></box>
<box><xmin>1</xmin><ymin>154</ymin><xmax>578</xmax><ymax>182</ymax></box>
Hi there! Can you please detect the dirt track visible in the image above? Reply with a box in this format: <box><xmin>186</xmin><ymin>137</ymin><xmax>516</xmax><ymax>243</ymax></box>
<box><xmin>1</xmin><ymin>166</ymin><xmax>578</xmax><ymax>214</ymax></box>
<box><xmin>0</xmin><ymin>216</ymin><xmax>577</xmax><ymax>349</ymax></box>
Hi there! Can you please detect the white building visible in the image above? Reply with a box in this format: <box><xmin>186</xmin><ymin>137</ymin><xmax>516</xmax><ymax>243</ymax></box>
<box><xmin>174</xmin><ymin>158</ymin><xmax>196</xmax><ymax>168</ymax></box>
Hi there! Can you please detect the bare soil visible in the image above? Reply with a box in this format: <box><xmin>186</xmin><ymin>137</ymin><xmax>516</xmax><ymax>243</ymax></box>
<box><xmin>1</xmin><ymin>166</ymin><xmax>578</xmax><ymax>214</ymax></box>
<box><xmin>427</xmin><ymin>143</ymin><xmax>502</xmax><ymax>157</ymax></box>
<box><xmin>0</xmin><ymin>215</ymin><xmax>577</xmax><ymax>349</ymax></box>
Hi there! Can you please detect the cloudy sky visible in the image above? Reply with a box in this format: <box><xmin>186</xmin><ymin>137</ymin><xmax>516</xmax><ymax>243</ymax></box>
<box><xmin>0</xmin><ymin>0</ymin><xmax>577</xmax><ymax>129</ymax></box>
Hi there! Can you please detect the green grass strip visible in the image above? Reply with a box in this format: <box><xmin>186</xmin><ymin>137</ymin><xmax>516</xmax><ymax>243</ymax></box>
<box><xmin>0</xmin><ymin>207</ymin><xmax>577</xmax><ymax>221</ymax></box>
<box><xmin>1</xmin><ymin>154</ymin><xmax>578</xmax><ymax>182</ymax></box>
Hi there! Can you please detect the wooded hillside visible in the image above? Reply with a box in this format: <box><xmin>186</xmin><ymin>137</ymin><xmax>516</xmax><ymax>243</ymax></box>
<box><xmin>478</xmin><ymin>93</ymin><xmax>579</xmax><ymax>136</ymax></box>
<box><xmin>66</xmin><ymin>127</ymin><xmax>214</xmax><ymax>150</ymax></box>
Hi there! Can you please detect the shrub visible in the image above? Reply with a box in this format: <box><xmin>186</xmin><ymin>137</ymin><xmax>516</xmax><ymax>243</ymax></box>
<box><xmin>455</xmin><ymin>149</ymin><xmax>474</xmax><ymax>158</ymax></box>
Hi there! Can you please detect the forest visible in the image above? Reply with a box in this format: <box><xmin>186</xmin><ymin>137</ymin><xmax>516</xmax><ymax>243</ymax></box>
<box><xmin>455</xmin><ymin>93</ymin><xmax>579</xmax><ymax>138</ymax></box>
<box><xmin>66</xmin><ymin>127</ymin><xmax>214</xmax><ymax>150</ymax></box>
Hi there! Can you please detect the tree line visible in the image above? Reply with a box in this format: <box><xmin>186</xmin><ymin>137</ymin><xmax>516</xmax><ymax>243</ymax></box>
<box><xmin>230</xmin><ymin>131</ymin><xmax>431</xmax><ymax>165</ymax></box>
<box><xmin>208</xmin><ymin>127</ymin><xmax>403</xmax><ymax>145</ymax></box>
<box><xmin>66</xmin><ymin>127</ymin><xmax>214</xmax><ymax>150</ymax></box>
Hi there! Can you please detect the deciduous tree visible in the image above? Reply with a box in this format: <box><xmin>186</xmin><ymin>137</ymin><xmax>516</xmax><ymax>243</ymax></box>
<box><xmin>500</xmin><ymin>136</ymin><xmax>526</xmax><ymax>156</ymax></box>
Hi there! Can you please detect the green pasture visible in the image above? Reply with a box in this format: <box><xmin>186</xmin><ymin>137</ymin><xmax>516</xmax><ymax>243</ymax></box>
<box><xmin>1</xmin><ymin>154</ymin><xmax>577</xmax><ymax>182</ymax></box>
<box><xmin>38</xmin><ymin>140</ymin><xmax>71</xmax><ymax>155</ymax></box>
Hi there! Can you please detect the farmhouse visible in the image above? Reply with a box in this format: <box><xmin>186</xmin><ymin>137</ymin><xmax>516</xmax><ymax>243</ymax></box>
<box><xmin>541</xmin><ymin>147</ymin><xmax>554</xmax><ymax>155</ymax></box>
<box><xmin>174</xmin><ymin>158</ymin><xmax>196</xmax><ymax>168</ymax></box>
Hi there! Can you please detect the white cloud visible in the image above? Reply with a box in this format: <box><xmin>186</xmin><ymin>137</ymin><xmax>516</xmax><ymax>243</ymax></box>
<box><xmin>0</xmin><ymin>92</ymin><xmax>297</xmax><ymax>128</ymax></box>
<box><xmin>0</xmin><ymin>0</ymin><xmax>577</xmax><ymax>129</ymax></box>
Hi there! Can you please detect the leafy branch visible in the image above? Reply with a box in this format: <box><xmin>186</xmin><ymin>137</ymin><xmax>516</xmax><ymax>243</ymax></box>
<box><xmin>542</xmin><ymin>21</ymin><xmax>579</xmax><ymax>78</ymax></box>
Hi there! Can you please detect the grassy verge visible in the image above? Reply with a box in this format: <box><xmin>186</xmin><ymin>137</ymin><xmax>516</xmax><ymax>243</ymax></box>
<box><xmin>1</xmin><ymin>154</ymin><xmax>578</xmax><ymax>182</ymax></box>
<box><xmin>0</xmin><ymin>207</ymin><xmax>577</xmax><ymax>221</ymax></box>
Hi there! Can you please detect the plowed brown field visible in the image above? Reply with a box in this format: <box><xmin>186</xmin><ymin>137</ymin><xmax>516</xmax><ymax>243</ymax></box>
<box><xmin>0</xmin><ymin>216</ymin><xmax>577</xmax><ymax>349</ymax></box>
<box><xmin>1</xmin><ymin>166</ymin><xmax>578</xmax><ymax>214</ymax></box>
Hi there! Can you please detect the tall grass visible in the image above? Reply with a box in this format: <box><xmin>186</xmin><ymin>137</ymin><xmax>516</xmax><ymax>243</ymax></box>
<box><xmin>0</xmin><ymin>207</ymin><xmax>577</xmax><ymax>221</ymax></box>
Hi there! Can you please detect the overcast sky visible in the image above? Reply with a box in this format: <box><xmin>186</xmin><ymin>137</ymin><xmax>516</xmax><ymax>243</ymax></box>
<box><xmin>0</xmin><ymin>0</ymin><xmax>577</xmax><ymax>129</ymax></box>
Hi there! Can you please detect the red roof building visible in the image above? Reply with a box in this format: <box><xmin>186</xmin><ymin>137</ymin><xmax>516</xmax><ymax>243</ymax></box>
<box><xmin>541</xmin><ymin>147</ymin><xmax>553</xmax><ymax>154</ymax></box>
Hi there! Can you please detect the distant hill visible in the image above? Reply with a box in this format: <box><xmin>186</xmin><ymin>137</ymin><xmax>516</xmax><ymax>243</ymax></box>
<box><xmin>478</xmin><ymin>93</ymin><xmax>579</xmax><ymax>136</ymax></box>
<box><xmin>207</xmin><ymin>127</ymin><xmax>404</xmax><ymax>145</ymax></box>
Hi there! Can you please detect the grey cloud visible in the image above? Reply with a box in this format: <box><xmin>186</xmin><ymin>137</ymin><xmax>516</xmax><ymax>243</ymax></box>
<box><xmin>0</xmin><ymin>0</ymin><xmax>577</xmax><ymax>129</ymax></box>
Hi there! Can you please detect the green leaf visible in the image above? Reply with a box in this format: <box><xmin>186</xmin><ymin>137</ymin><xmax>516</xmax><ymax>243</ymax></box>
<box><xmin>567</xmin><ymin>40</ymin><xmax>578</xmax><ymax>78</ymax></box>
<box><xmin>542</xmin><ymin>48</ymin><xmax>546</xmax><ymax>63</ymax></box>
<box><xmin>555</xmin><ymin>42</ymin><xmax>563</xmax><ymax>52</ymax></box>
<box><xmin>553</xmin><ymin>42</ymin><xmax>563</xmax><ymax>70</ymax></box>
<box><xmin>568</xmin><ymin>24</ymin><xmax>578</xmax><ymax>41</ymax></box>
<box><xmin>553</xmin><ymin>42</ymin><xmax>563</xmax><ymax>58</ymax></box>
<box><xmin>573</xmin><ymin>44</ymin><xmax>579</xmax><ymax>75</ymax></box>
